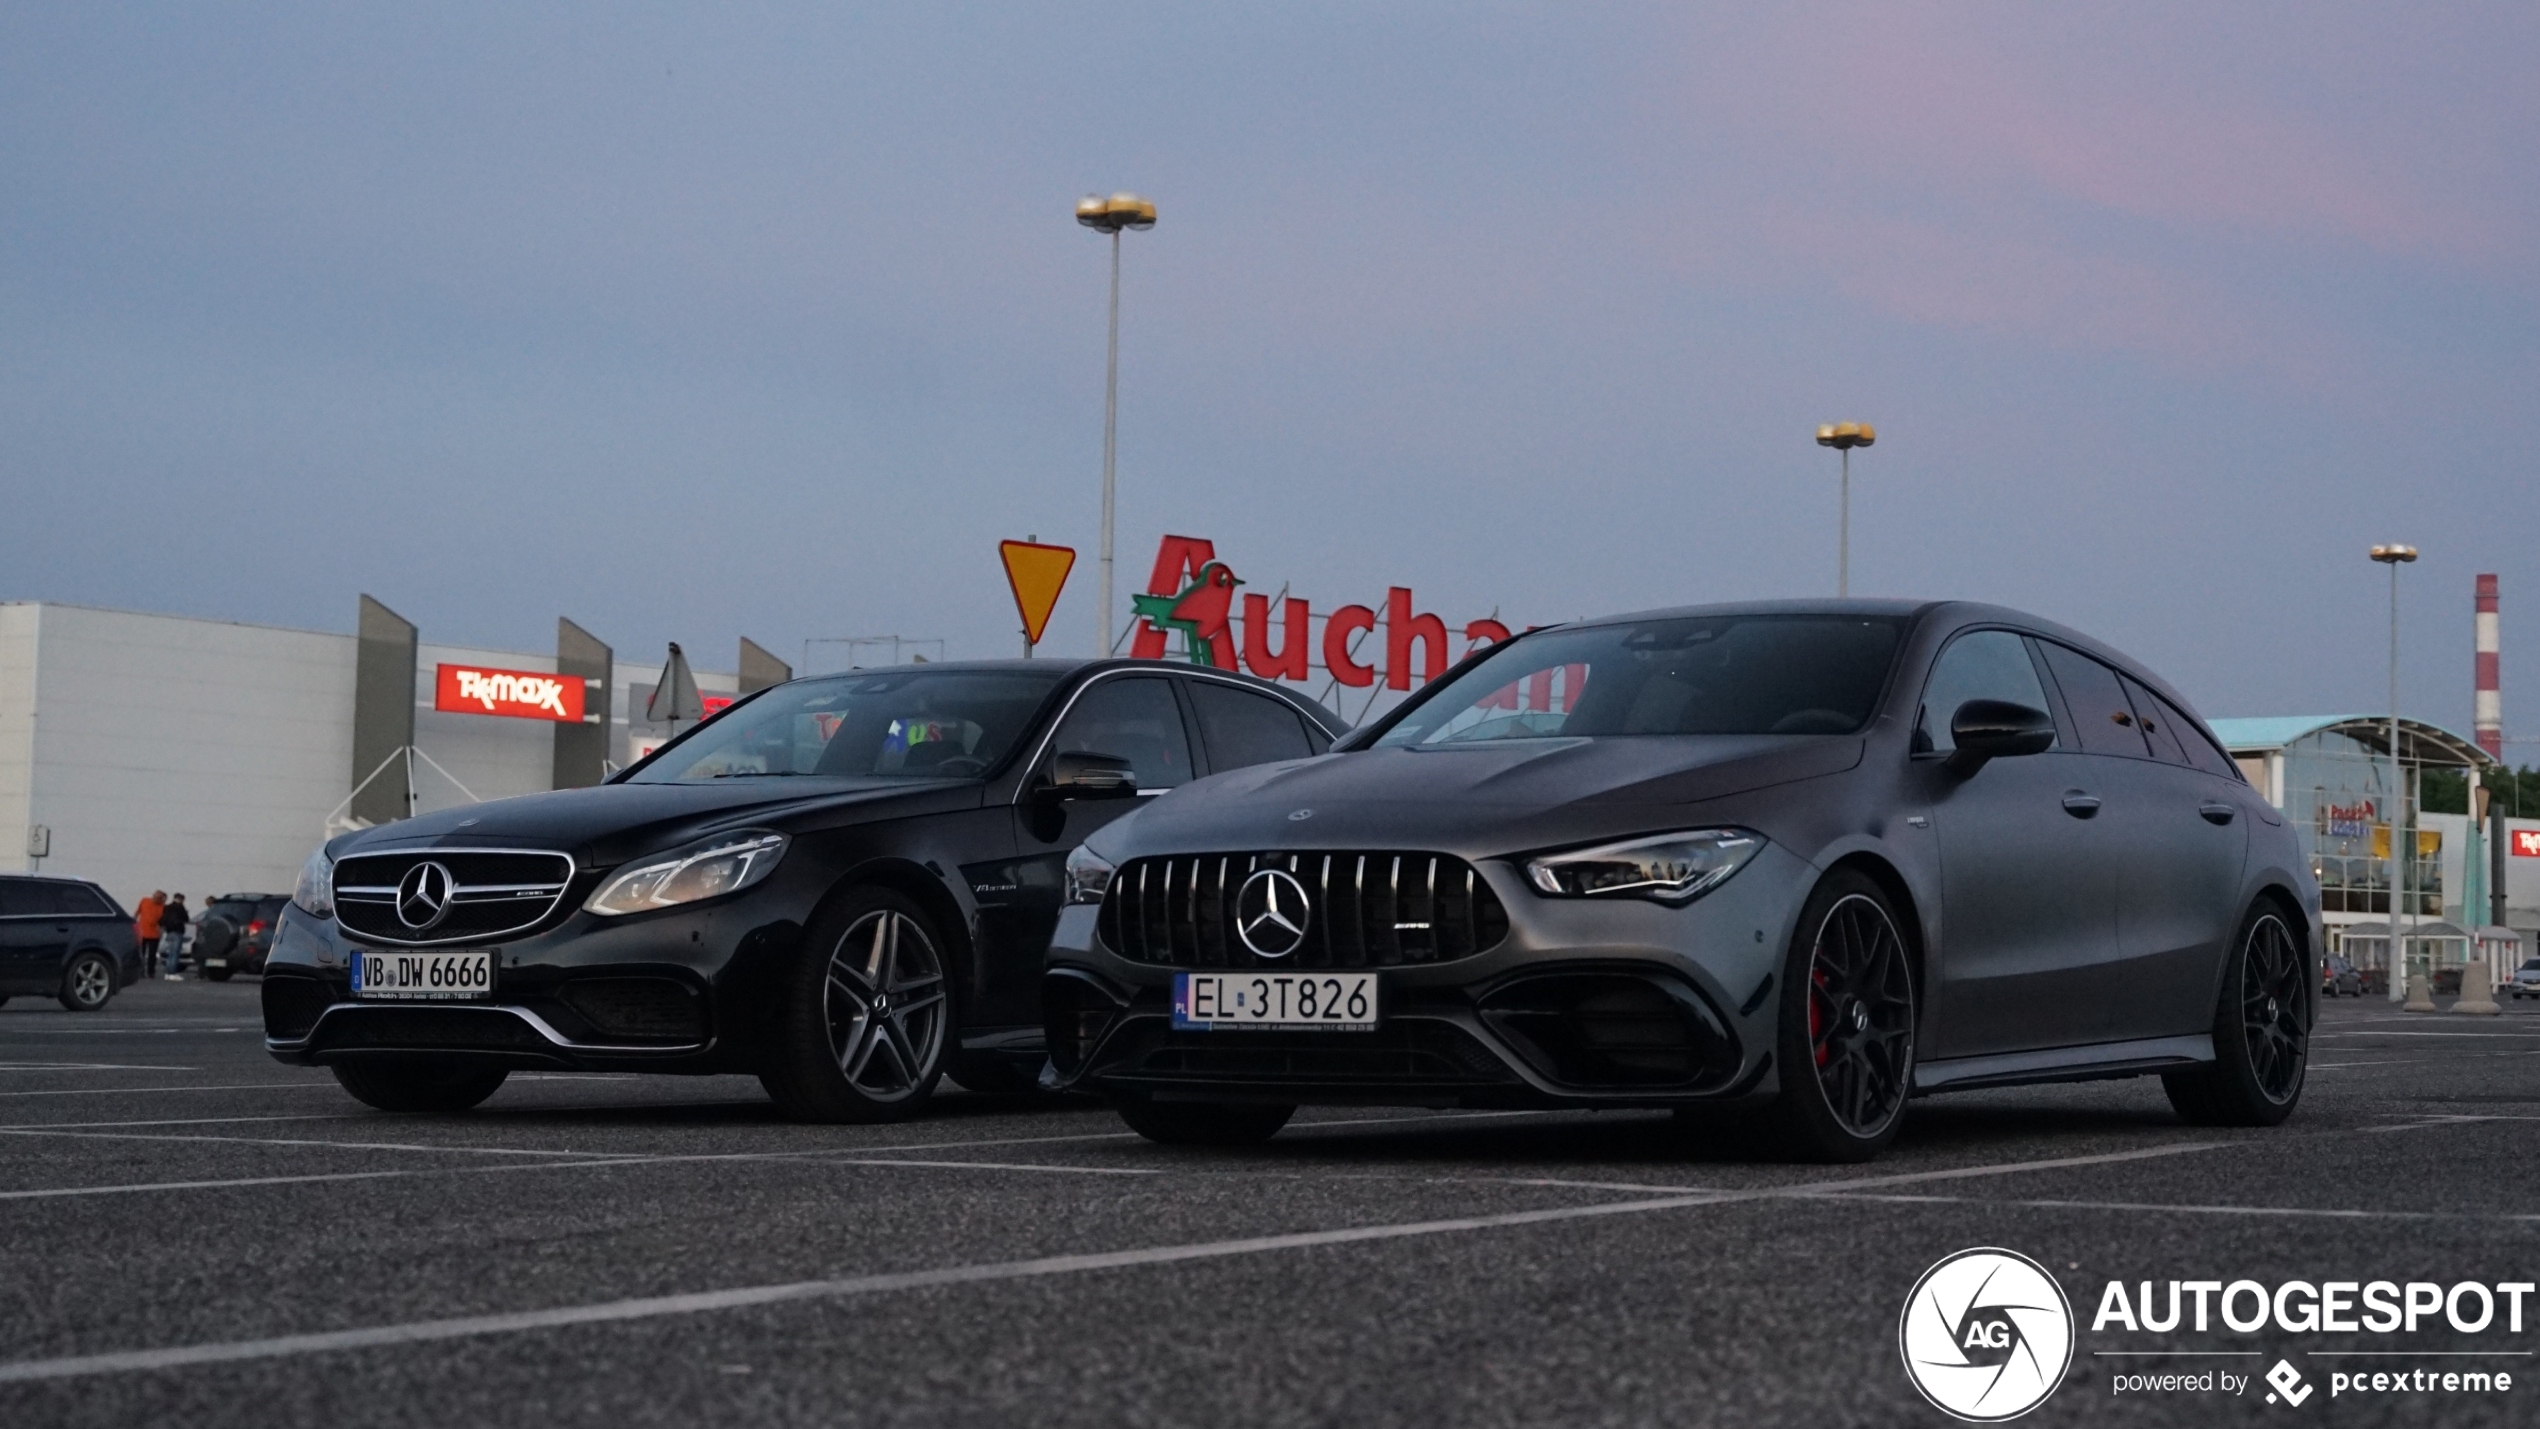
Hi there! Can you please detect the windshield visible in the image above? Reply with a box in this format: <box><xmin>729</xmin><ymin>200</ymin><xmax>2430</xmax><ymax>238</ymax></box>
<box><xmin>628</xmin><ymin>669</ymin><xmax>1066</xmax><ymax>782</ymax></box>
<box><xmin>1372</xmin><ymin>615</ymin><xmax>1904</xmax><ymax>748</ymax></box>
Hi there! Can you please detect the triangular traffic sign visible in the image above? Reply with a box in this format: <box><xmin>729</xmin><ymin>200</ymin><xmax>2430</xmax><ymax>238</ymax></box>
<box><xmin>999</xmin><ymin>540</ymin><xmax>1077</xmax><ymax>647</ymax></box>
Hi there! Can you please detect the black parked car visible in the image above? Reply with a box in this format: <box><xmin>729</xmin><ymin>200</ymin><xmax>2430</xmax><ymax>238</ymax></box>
<box><xmin>263</xmin><ymin>660</ymin><xmax>1346</xmax><ymax>1116</ymax></box>
<box><xmin>1043</xmin><ymin>601</ymin><xmax>2321</xmax><ymax>1162</ymax></box>
<box><xmin>196</xmin><ymin>894</ymin><xmax>289</xmax><ymax>981</ymax></box>
<box><xmin>0</xmin><ymin>875</ymin><xmax>141</xmax><ymax>1011</ymax></box>
<box><xmin>2320</xmin><ymin>953</ymin><xmax>2362</xmax><ymax>998</ymax></box>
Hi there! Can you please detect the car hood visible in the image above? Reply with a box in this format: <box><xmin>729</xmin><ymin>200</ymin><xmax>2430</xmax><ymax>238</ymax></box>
<box><xmin>1116</xmin><ymin>735</ymin><xmax>1863</xmax><ymax>858</ymax></box>
<box><xmin>328</xmin><ymin>777</ymin><xmax>982</xmax><ymax>867</ymax></box>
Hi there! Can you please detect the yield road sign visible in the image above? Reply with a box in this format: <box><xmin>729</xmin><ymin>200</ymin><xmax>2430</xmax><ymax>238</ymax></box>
<box><xmin>999</xmin><ymin>540</ymin><xmax>1077</xmax><ymax>647</ymax></box>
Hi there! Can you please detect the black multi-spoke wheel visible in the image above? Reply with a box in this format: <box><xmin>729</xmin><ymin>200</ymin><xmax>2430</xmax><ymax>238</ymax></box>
<box><xmin>1764</xmin><ymin>870</ymin><xmax>1917</xmax><ymax>1162</ymax></box>
<box><xmin>2166</xmin><ymin>904</ymin><xmax>2308</xmax><ymax>1126</ymax></box>
<box><xmin>763</xmin><ymin>888</ymin><xmax>953</xmax><ymax>1123</ymax></box>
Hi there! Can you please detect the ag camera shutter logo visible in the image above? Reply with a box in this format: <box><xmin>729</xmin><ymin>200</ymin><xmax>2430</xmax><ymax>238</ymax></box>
<box><xmin>1900</xmin><ymin>1248</ymin><xmax>2075</xmax><ymax>1421</ymax></box>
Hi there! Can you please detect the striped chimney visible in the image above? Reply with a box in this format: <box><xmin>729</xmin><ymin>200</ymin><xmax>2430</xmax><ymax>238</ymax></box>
<box><xmin>2475</xmin><ymin>573</ymin><xmax>2501</xmax><ymax>759</ymax></box>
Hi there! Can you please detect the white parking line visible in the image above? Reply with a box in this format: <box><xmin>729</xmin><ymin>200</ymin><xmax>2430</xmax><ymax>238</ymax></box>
<box><xmin>1817</xmin><ymin>1192</ymin><xmax>2540</xmax><ymax>1223</ymax></box>
<box><xmin>0</xmin><ymin>1141</ymin><xmax>2234</xmax><ymax>1383</ymax></box>
<box><xmin>0</xmin><ymin>1082</ymin><xmax>331</xmax><ymax>1098</ymax></box>
<box><xmin>0</xmin><ymin>1063</ymin><xmax>200</xmax><ymax>1072</ymax></box>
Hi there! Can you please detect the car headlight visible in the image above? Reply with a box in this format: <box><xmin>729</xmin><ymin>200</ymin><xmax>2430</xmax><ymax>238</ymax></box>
<box><xmin>1524</xmin><ymin>829</ymin><xmax>1762</xmax><ymax>905</ymax></box>
<box><xmin>292</xmin><ymin>848</ymin><xmax>335</xmax><ymax>920</ymax></box>
<box><xmin>1064</xmin><ymin>843</ymin><xmax>1118</xmax><ymax>905</ymax></box>
<box><xmin>584</xmin><ymin>831</ymin><xmax>789</xmax><ymax>917</ymax></box>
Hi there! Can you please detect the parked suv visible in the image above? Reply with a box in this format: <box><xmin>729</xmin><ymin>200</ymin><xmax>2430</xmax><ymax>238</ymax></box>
<box><xmin>196</xmin><ymin>894</ymin><xmax>290</xmax><ymax>981</ymax></box>
<box><xmin>2510</xmin><ymin>958</ymin><xmax>2540</xmax><ymax>1001</ymax></box>
<box><xmin>0</xmin><ymin>875</ymin><xmax>142</xmax><ymax>1010</ymax></box>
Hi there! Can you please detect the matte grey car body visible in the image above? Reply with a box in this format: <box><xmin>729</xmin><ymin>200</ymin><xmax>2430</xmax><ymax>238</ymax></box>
<box><xmin>1043</xmin><ymin>600</ymin><xmax>2319</xmax><ymax>1157</ymax></box>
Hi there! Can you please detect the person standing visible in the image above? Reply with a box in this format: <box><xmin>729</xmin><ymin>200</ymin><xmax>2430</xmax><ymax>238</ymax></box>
<box><xmin>136</xmin><ymin>891</ymin><xmax>165</xmax><ymax>971</ymax></box>
<box><xmin>159</xmin><ymin>893</ymin><xmax>189</xmax><ymax>980</ymax></box>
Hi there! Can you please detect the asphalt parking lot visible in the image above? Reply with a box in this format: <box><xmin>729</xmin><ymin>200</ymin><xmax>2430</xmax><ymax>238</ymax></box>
<box><xmin>1</xmin><ymin>981</ymin><xmax>2534</xmax><ymax>1428</ymax></box>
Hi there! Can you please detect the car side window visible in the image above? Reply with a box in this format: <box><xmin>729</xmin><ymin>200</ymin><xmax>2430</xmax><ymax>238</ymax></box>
<box><xmin>2154</xmin><ymin>692</ymin><xmax>2242</xmax><ymax>781</ymax></box>
<box><xmin>1189</xmin><ymin>681</ymin><xmax>1316</xmax><ymax>772</ymax></box>
<box><xmin>0</xmin><ymin>879</ymin><xmax>34</xmax><ymax>917</ymax></box>
<box><xmin>1048</xmin><ymin>677</ymin><xmax>1191</xmax><ymax>790</ymax></box>
<box><xmin>1916</xmin><ymin>630</ymin><xmax>2053</xmax><ymax>753</ymax></box>
<box><xmin>2036</xmin><ymin>643</ymin><xmax>2152</xmax><ymax>758</ymax></box>
<box><xmin>2119</xmin><ymin>675</ymin><xmax>2191</xmax><ymax>765</ymax></box>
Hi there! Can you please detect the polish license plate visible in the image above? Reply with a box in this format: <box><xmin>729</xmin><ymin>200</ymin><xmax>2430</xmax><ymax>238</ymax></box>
<box><xmin>351</xmin><ymin>949</ymin><xmax>494</xmax><ymax>1001</ymax></box>
<box><xmin>1173</xmin><ymin>972</ymin><xmax>1377</xmax><ymax>1031</ymax></box>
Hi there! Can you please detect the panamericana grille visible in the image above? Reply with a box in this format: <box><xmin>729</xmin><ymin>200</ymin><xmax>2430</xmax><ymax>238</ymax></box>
<box><xmin>1099</xmin><ymin>851</ymin><xmax>1508</xmax><ymax>969</ymax></box>
<box><xmin>333</xmin><ymin>849</ymin><xmax>575</xmax><ymax>946</ymax></box>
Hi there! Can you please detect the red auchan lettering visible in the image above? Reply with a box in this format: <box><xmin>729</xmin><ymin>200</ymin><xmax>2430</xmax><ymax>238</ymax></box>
<box><xmin>435</xmin><ymin>664</ymin><xmax>584</xmax><ymax>723</ymax></box>
<box><xmin>1128</xmin><ymin>535</ymin><xmax>1514</xmax><ymax>691</ymax></box>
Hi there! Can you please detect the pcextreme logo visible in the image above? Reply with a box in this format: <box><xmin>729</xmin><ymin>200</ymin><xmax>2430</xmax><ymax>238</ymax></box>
<box><xmin>1900</xmin><ymin>1248</ymin><xmax>2076</xmax><ymax>1421</ymax></box>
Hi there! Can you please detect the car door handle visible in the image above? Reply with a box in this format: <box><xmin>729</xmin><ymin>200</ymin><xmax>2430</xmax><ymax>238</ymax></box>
<box><xmin>2200</xmin><ymin>802</ymin><xmax>2237</xmax><ymax>825</ymax></box>
<box><xmin>2061</xmin><ymin>792</ymin><xmax>2101</xmax><ymax>819</ymax></box>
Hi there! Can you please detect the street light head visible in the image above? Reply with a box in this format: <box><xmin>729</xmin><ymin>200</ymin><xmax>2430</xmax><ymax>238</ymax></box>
<box><xmin>2369</xmin><ymin>544</ymin><xmax>2420</xmax><ymax>565</ymax></box>
<box><xmin>1077</xmin><ymin>192</ymin><xmax>1157</xmax><ymax>233</ymax></box>
<box><xmin>1815</xmin><ymin>421</ymin><xmax>1875</xmax><ymax>451</ymax></box>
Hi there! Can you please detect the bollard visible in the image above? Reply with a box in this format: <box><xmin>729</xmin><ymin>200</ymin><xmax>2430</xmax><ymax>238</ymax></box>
<box><xmin>2403</xmin><ymin>969</ymin><xmax>2437</xmax><ymax>1013</ymax></box>
<box><xmin>2454</xmin><ymin>957</ymin><xmax>2502</xmax><ymax>1016</ymax></box>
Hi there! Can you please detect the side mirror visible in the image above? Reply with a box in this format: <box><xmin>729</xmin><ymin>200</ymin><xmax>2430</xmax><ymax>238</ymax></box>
<box><xmin>1043</xmin><ymin>750</ymin><xmax>1139</xmax><ymax>800</ymax></box>
<box><xmin>1945</xmin><ymin>699</ymin><xmax>2055</xmax><ymax>777</ymax></box>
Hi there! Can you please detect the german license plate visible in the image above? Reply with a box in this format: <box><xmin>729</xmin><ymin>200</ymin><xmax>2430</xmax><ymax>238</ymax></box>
<box><xmin>352</xmin><ymin>949</ymin><xmax>493</xmax><ymax>1001</ymax></box>
<box><xmin>1173</xmin><ymin>972</ymin><xmax>1377</xmax><ymax>1031</ymax></box>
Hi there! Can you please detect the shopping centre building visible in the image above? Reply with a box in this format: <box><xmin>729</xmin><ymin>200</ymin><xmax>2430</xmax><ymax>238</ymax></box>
<box><xmin>0</xmin><ymin>598</ymin><xmax>786</xmax><ymax>911</ymax></box>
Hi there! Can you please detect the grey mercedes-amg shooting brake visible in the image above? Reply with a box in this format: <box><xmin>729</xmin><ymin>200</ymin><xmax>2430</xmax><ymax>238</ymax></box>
<box><xmin>1043</xmin><ymin>601</ymin><xmax>2317</xmax><ymax>1161</ymax></box>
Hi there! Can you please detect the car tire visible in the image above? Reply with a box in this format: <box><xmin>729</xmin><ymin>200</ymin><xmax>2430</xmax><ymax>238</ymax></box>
<box><xmin>57</xmin><ymin>952</ymin><xmax>116</xmax><ymax>1012</ymax></box>
<box><xmin>1116</xmin><ymin>1098</ymin><xmax>1294</xmax><ymax>1146</ymax></box>
<box><xmin>204</xmin><ymin>967</ymin><xmax>235</xmax><ymax>983</ymax></box>
<box><xmin>332</xmin><ymin>1058</ymin><xmax>509</xmax><ymax>1113</ymax></box>
<box><xmin>1760</xmin><ymin>869</ymin><xmax>1917</xmax><ymax>1163</ymax></box>
<box><xmin>2163</xmin><ymin>903</ymin><xmax>2308</xmax><ymax>1128</ymax></box>
<box><xmin>760</xmin><ymin>887</ymin><xmax>954</xmax><ymax>1124</ymax></box>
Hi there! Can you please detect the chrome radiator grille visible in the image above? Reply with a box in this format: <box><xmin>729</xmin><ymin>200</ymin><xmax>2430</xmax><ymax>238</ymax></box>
<box><xmin>1098</xmin><ymin>851</ymin><xmax>1508</xmax><ymax>969</ymax></box>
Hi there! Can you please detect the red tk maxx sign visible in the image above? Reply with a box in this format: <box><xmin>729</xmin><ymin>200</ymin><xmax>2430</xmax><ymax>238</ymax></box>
<box><xmin>2514</xmin><ymin>829</ymin><xmax>2540</xmax><ymax>858</ymax></box>
<box><xmin>435</xmin><ymin>663</ymin><xmax>586</xmax><ymax>723</ymax></box>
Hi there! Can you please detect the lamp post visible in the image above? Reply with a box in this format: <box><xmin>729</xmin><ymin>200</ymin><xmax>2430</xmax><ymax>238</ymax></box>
<box><xmin>2371</xmin><ymin>543</ymin><xmax>2418</xmax><ymax>1002</ymax></box>
<box><xmin>1076</xmin><ymin>192</ymin><xmax>1158</xmax><ymax>657</ymax></box>
<box><xmin>1815</xmin><ymin>423</ymin><xmax>1876</xmax><ymax>597</ymax></box>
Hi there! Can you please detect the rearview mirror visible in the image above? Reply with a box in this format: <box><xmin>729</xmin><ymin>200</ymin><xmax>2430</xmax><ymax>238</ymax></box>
<box><xmin>1044</xmin><ymin>751</ymin><xmax>1139</xmax><ymax>800</ymax></box>
<box><xmin>1946</xmin><ymin>699</ymin><xmax>2055</xmax><ymax>777</ymax></box>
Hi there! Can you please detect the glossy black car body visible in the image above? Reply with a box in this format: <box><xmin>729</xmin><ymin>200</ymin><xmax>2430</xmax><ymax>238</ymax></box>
<box><xmin>263</xmin><ymin>659</ymin><xmax>1344</xmax><ymax>1116</ymax></box>
<box><xmin>0</xmin><ymin>875</ymin><xmax>140</xmax><ymax>1010</ymax></box>
<box><xmin>1044</xmin><ymin>601</ymin><xmax>2322</xmax><ymax>1159</ymax></box>
<box><xmin>196</xmin><ymin>893</ymin><xmax>288</xmax><ymax>981</ymax></box>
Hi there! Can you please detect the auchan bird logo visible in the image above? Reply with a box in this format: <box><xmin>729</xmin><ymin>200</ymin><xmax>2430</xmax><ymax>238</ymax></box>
<box><xmin>1130</xmin><ymin>561</ymin><xmax>1243</xmax><ymax>669</ymax></box>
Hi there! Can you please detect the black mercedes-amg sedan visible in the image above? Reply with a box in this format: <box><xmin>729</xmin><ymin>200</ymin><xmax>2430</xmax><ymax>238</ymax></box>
<box><xmin>1043</xmin><ymin>601</ymin><xmax>2319</xmax><ymax>1161</ymax></box>
<box><xmin>263</xmin><ymin>660</ymin><xmax>1345</xmax><ymax>1118</ymax></box>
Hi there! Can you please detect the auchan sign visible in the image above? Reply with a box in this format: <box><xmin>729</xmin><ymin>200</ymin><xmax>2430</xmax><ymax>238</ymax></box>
<box><xmin>1128</xmin><ymin>535</ymin><xmax>1515</xmax><ymax>691</ymax></box>
<box><xmin>435</xmin><ymin>663</ymin><xmax>586</xmax><ymax>723</ymax></box>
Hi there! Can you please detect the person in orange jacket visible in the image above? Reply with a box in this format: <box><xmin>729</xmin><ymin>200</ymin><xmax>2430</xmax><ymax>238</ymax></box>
<box><xmin>136</xmin><ymin>891</ymin><xmax>165</xmax><ymax>966</ymax></box>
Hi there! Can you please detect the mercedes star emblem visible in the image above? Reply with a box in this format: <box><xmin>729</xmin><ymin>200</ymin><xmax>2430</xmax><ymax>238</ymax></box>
<box><xmin>395</xmin><ymin>861</ymin><xmax>457</xmax><ymax>930</ymax></box>
<box><xmin>1234</xmin><ymin>868</ymin><xmax>1312</xmax><ymax>958</ymax></box>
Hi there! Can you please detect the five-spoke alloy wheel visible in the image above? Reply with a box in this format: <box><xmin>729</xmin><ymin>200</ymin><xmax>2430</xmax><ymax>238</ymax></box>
<box><xmin>764</xmin><ymin>888</ymin><xmax>952</xmax><ymax>1122</ymax></box>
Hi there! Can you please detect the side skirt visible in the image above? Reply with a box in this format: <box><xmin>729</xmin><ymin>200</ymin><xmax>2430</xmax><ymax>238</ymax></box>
<box><xmin>1910</xmin><ymin>1034</ymin><xmax>2214</xmax><ymax>1097</ymax></box>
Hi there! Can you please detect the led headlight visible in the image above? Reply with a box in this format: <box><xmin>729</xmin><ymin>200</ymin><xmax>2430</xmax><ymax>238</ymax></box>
<box><xmin>1064</xmin><ymin>842</ymin><xmax>1118</xmax><ymax>905</ymax></box>
<box><xmin>585</xmin><ymin>831</ymin><xmax>789</xmax><ymax>917</ymax></box>
<box><xmin>1524</xmin><ymin>828</ymin><xmax>1762</xmax><ymax>905</ymax></box>
<box><xmin>291</xmin><ymin>847</ymin><xmax>335</xmax><ymax>920</ymax></box>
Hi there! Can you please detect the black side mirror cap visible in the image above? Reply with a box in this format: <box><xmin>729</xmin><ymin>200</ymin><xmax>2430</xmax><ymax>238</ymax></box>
<box><xmin>1043</xmin><ymin>751</ymin><xmax>1140</xmax><ymax>800</ymax></box>
<box><xmin>1945</xmin><ymin>699</ymin><xmax>2056</xmax><ymax>777</ymax></box>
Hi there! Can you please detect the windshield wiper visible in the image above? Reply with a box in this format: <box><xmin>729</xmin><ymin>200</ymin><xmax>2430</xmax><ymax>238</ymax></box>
<box><xmin>704</xmin><ymin>770</ymin><xmax>815</xmax><ymax>778</ymax></box>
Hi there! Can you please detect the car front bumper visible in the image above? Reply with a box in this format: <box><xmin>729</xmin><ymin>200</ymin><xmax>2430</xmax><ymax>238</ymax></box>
<box><xmin>1041</xmin><ymin>845</ymin><xmax>1815</xmax><ymax>1110</ymax></box>
<box><xmin>260</xmin><ymin>889</ymin><xmax>809</xmax><ymax>1075</ymax></box>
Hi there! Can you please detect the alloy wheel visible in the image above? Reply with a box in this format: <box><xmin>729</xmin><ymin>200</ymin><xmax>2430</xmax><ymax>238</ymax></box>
<box><xmin>822</xmin><ymin>909</ymin><xmax>948</xmax><ymax>1102</ymax></box>
<box><xmin>2238</xmin><ymin>914</ymin><xmax>2306</xmax><ymax>1103</ymax></box>
<box><xmin>68</xmin><ymin>957</ymin><xmax>112</xmax><ymax>1008</ymax></box>
<box><xmin>1806</xmin><ymin>893</ymin><xmax>1914</xmax><ymax>1137</ymax></box>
